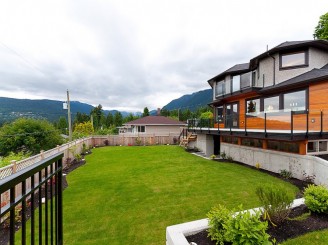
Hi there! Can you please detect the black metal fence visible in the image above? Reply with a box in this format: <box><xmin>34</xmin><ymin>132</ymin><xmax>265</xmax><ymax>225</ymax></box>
<box><xmin>0</xmin><ymin>152</ymin><xmax>64</xmax><ymax>245</ymax></box>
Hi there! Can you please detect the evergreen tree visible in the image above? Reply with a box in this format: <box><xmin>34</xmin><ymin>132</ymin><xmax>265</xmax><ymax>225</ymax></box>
<box><xmin>142</xmin><ymin>107</ymin><xmax>150</xmax><ymax>117</ymax></box>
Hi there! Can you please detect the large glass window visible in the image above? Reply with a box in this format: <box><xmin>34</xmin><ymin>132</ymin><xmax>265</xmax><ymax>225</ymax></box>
<box><xmin>240</xmin><ymin>71</ymin><xmax>252</xmax><ymax>89</ymax></box>
<box><xmin>246</xmin><ymin>98</ymin><xmax>260</xmax><ymax>115</ymax></box>
<box><xmin>215</xmin><ymin>81</ymin><xmax>225</xmax><ymax>97</ymax></box>
<box><xmin>232</xmin><ymin>75</ymin><xmax>240</xmax><ymax>92</ymax></box>
<box><xmin>284</xmin><ymin>90</ymin><xmax>306</xmax><ymax>111</ymax></box>
<box><xmin>264</xmin><ymin>96</ymin><xmax>279</xmax><ymax>112</ymax></box>
<box><xmin>280</xmin><ymin>51</ymin><xmax>308</xmax><ymax>69</ymax></box>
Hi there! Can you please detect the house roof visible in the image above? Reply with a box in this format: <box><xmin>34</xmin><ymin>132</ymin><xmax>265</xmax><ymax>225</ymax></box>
<box><xmin>250</xmin><ymin>40</ymin><xmax>328</xmax><ymax>69</ymax></box>
<box><xmin>259</xmin><ymin>64</ymin><xmax>328</xmax><ymax>94</ymax></box>
<box><xmin>208</xmin><ymin>63</ymin><xmax>250</xmax><ymax>87</ymax></box>
<box><xmin>124</xmin><ymin>116</ymin><xmax>186</xmax><ymax>126</ymax></box>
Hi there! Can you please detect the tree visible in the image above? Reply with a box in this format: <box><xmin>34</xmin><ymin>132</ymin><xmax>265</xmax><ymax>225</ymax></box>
<box><xmin>57</xmin><ymin>116</ymin><xmax>68</xmax><ymax>134</ymax></box>
<box><xmin>314</xmin><ymin>12</ymin><xmax>328</xmax><ymax>40</ymax></box>
<box><xmin>73</xmin><ymin>122</ymin><xmax>94</xmax><ymax>138</ymax></box>
<box><xmin>113</xmin><ymin>112</ymin><xmax>123</xmax><ymax>126</ymax></box>
<box><xmin>199</xmin><ymin>111</ymin><xmax>213</xmax><ymax>119</ymax></box>
<box><xmin>142</xmin><ymin>107</ymin><xmax>150</xmax><ymax>117</ymax></box>
<box><xmin>0</xmin><ymin>118</ymin><xmax>63</xmax><ymax>156</ymax></box>
<box><xmin>90</xmin><ymin>104</ymin><xmax>104</xmax><ymax>129</ymax></box>
<box><xmin>105</xmin><ymin>113</ymin><xmax>114</xmax><ymax>128</ymax></box>
<box><xmin>74</xmin><ymin>112</ymin><xmax>90</xmax><ymax>125</ymax></box>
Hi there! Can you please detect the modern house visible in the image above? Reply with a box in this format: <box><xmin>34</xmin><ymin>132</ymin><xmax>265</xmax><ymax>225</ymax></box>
<box><xmin>188</xmin><ymin>40</ymin><xmax>328</xmax><ymax>160</ymax></box>
<box><xmin>119</xmin><ymin>115</ymin><xmax>186</xmax><ymax>136</ymax></box>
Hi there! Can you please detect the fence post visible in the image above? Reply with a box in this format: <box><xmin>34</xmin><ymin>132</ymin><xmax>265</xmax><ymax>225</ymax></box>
<box><xmin>11</xmin><ymin>160</ymin><xmax>17</xmax><ymax>173</ymax></box>
<box><xmin>40</xmin><ymin>150</ymin><xmax>45</xmax><ymax>160</ymax></box>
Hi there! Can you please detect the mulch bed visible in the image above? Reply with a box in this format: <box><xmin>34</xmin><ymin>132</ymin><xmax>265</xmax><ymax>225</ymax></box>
<box><xmin>187</xmin><ymin>205</ymin><xmax>328</xmax><ymax>244</ymax></box>
<box><xmin>0</xmin><ymin>156</ymin><xmax>86</xmax><ymax>245</ymax></box>
<box><xmin>185</xmin><ymin>157</ymin><xmax>328</xmax><ymax>244</ymax></box>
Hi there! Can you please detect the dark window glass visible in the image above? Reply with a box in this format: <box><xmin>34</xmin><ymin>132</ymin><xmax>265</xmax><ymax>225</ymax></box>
<box><xmin>241</xmin><ymin>138</ymin><xmax>262</xmax><ymax>148</ymax></box>
<box><xmin>267</xmin><ymin>140</ymin><xmax>299</xmax><ymax>153</ymax></box>
<box><xmin>215</xmin><ymin>81</ymin><xmax>225</xmax><ymax>97</ymax></box>
<box><xmin>246</xmin><ymin>99</ymin><xmax>260</xmax><ymax>115</ymax></box>
<box><xmin>138</xmin><ymin>126</ymin><xmax>145</xmax><ymax>132</ymax></box>
<box><xmin>217</xmin><ymin>106</ymin><xmax>223</xmax><ymax>123</ymax></box>
<box><xmin>284</xmin><ymin>90</ymin><xmax>306</xmax><ymax>111</ymax></box>
<box><xmin>240</xmin><ymin>72</ymin><xmax>251</xmax><ymax>89</ymax></box>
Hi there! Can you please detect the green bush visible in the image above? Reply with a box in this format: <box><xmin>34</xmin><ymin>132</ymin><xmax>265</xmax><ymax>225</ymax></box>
<box><xmin>224</xmin><ymin>209</ymin><xmax>272</xmax><ymax>245</ymax></box>
<box><xmin>207</xmin><ymin>204</ymin><xmax>233</xmax><ymax>245</ymax></box>
<box><xmin>304</xmin><ymin>184</ymin><xmax>328</xmax><ymax>213</ymax></box>
<box><xmin>256</xmin><ymin>184</ymin><xmax>295</xmax><ymax>225</ymax></box>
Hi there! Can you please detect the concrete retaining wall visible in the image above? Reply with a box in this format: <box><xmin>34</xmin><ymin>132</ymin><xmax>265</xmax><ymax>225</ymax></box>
<box><xmin>220</xmin><ymin>143</ymin><xmax>328</xmax><ymax>186</ymax></box>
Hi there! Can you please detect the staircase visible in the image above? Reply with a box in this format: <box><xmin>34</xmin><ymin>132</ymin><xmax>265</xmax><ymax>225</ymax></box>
<box><xmin>179</xmin><ymin>131</ymin><xmax>197</xmax><ymax>147</ymax></box>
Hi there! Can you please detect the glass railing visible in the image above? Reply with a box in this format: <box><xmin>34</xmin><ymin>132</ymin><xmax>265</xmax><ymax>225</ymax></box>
<box><xmin>215</xmin><ymin>71</ymin><xmax>263</xmax><ymax>98</ymax></box>
<box><xmin>188</xmin><ymin>109</ymin><xmax>328</xmax><ymax>135</ymax></box>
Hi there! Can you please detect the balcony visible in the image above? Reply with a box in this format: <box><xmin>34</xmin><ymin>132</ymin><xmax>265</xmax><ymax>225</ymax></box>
<box><xmin>188</xmin><ymin>109</ymin><xmax>328</xmax><ymax>142</ymax></box>
<box><xmin>215</xmin><ymin>71</ymin><xmax>263</xmax><ymax>98</ymax></box>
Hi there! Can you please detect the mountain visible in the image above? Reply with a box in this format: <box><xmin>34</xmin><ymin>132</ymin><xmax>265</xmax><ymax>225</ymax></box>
<box><xmin>0</xmin><ymin>97</ymin><xmax>130</xmax><ymax>124</ymax></box>
<box><xmin>162</xmin><ymin>89</ymin><xmax>212</xmax><ymax>111</ymax></box>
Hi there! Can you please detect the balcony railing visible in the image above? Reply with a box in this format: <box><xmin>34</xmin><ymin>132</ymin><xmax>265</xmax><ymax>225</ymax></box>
<box><xmin>188</xmin><ymin>109</ymin><xmax>328</xmax><ymax>139</ymax></box>
<box><xmin>0</xmin><ymin>152</ymin><xmax>64</xmax><ymax>245</ymax></box>
<box><xmin>215</xmin><ymin>71</ymin><xmax>263</xmax><ymax>98</ymax></box>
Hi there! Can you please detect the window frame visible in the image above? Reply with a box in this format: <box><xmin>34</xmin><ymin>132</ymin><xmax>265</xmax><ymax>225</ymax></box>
<box><xmin>279</xmin><ymin>49</ymin><xmax>309</xmax><ymax>70</ymax></box>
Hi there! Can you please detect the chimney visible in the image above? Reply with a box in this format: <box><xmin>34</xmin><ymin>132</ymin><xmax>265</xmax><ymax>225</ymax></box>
<box><xmin>157</xmin><ymin>108</ymin><xmax>161</xmax><ymax>116</ymax></box>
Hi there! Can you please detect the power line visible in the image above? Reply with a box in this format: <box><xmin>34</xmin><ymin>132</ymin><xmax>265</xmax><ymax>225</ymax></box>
<box><xmin>0</xmin><ymin>40</ymin><xmax>46</xmax><ymax>76</ymax></box>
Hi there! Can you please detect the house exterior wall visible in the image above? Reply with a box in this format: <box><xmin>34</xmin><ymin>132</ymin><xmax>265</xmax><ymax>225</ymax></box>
<box><xmin>144</xmin><ymin>125</ymin><xmax>183</xmax><ymax>135</ymax></box>
<box><xmin>257</xmin><ymin>48</ymin><xmax>328</xmax><ymax>87</ymax></box>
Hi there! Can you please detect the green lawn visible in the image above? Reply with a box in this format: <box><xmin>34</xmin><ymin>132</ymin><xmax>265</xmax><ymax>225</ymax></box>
<box><xmin>61</xmin><ymin>145</ymin><xmax>297</xmax><ymax>245</ymax></box>
<box><xmin>282</xmin><ymin>229</ymin><xmax>328</xmax><ymax>245</ymax></box>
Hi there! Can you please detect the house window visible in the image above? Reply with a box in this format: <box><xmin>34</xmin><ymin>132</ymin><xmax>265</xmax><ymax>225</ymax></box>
<box><xmin>241</xmin><ymin>138</ymin><xmax>262</xmax><ymax>148</ymax></box>
<box><xmin>267</xmin><ymin>140</ymin><xmax>299</xmax><ymax>153</ymax></box>
<box><xmin>284</xmin><ymin>90</ymin><xmax>306</xmax><ymax>111</ymax></box>
<box><xmin>280</xmin><ymin>50</ymin><xmax>308</xmax><ymax>70</ymax></box>
<box><xmin>232</xmin><ymin>75</ymin><xmax>240</xmax><ymax>92</ymax></box>
<box><xmin>215</xmin><ymin>81</ymin><xmax>225</xmax><ymax>97</ymax></box>
<box><xmin>240</xmin><ymin>71</ymin><xmax>252</xmax><ymax>89</ymax></box>
<box><xmin>246</xmin><ymin>98</ymin><xmax>260</xmax><ymax>115</ymax></box>
<box><xmin>137</xmin><ymin>126</ymin><xmax>145</xmax><ymax>133</ymax></box>
<box><xmin>217</xmin><ymin>106</ymin><xmax>224</xmax><ymax>123</ymax></box>
<box><xmin>225</xmin><ymin>79</ymin><xmax>231</xmax><ymax>94</ymax></box>
<box><xmin>264</xmin><ymin>96</ymin><xmax>279</xmax><ymax>112</ymax></box>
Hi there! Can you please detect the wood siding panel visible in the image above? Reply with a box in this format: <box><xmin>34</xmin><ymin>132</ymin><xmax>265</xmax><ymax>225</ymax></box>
<box><xmin>309</xmin><ymin>80</ymin><xmax>328</xmax><ymax>131</ymax></box>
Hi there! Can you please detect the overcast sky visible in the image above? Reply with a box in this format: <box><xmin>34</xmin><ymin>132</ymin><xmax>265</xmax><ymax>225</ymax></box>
<box><xmin>0</xmin><ymin>0</ymin><xmax>326</xmax><ymax>112</ymax></box>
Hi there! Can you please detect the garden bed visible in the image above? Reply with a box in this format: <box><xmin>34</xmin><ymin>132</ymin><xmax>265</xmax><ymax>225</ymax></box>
<box><xmin>186</xmin><ymin>204</ymin><xmax>328</xmax><ymax>244</ymax></box>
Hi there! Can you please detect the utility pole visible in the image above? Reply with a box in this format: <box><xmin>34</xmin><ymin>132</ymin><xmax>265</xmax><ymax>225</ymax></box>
<box><xmin>67</xmin><ymin>90</ymin><xmax>72</xmax><ymax>141</ymax></box>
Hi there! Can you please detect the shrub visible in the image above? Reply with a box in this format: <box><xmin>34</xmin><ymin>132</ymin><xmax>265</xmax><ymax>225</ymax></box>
<box><xmin>304</xmin><ymin>184</ymin><xmax>328</xmax><ymax>213</ymax></box>
<box><xmin>224</xmin><ymin>208</ymin><xmax>271</xmax><ymax>245</ymax></box>
<box><xmin>135</xmin><ymin>137</ymin><xmax>142</xmax><ymax>146</ymax></box>
<box><xmin>210</xmin><ymin>155</ymin><xmax>216</xmax><ymax>160</ymax></box>
<box><xmin>207</xmin><ymin>204</ymin><xmax>233</xmax><ymax>245</ymax></box>
<box><xmin>279</xmin><ymin>169</ymin><xmax>292</xmax><ymax>179</ymax></box>
<box><xmin>256</xmin><ymin>184</ymin><xmax>295</xmax><ymax>225</ymax></box>
<box><xmin>74</xmin><ymin>154</ymin><xmax>82</xmax><ymax>162</ymax></box>
<box><xmin>220</xmin><ymin>151</ymin><xmax>226</xmax><ymax>159</ymax></box>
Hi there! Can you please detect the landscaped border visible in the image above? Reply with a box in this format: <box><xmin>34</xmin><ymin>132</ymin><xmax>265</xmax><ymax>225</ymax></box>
<box><xmin>166</xmin><ymin>198</ymin><xmax>304</xmax><ymax>245</ymax></box>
